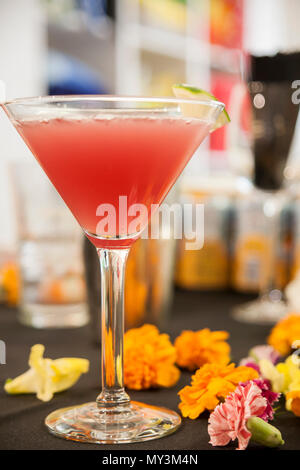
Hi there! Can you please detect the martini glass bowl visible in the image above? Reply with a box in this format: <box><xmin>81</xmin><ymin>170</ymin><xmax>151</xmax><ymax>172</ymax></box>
<box><xmin>2</xmin><ymin>95</ymin><xmax>224</xmax><ymax>444</ymax></box>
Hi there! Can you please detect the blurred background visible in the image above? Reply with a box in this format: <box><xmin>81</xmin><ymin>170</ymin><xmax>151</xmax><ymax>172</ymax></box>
<box><xmin>1</xmin><ymin>0</ymin><xmax>300</xmax><ymax>329</ymax></box>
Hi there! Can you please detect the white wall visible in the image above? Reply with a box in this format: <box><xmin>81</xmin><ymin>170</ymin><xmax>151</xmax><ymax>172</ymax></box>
<box><xmin>0</xmin><ymin>0</ymin><xmax>47</xmax><ymax>252</ymax></box>
<box><xmin>244</xmin><ymin>0</ymin><xmax>300</xmax><ymax>55</ymax></box>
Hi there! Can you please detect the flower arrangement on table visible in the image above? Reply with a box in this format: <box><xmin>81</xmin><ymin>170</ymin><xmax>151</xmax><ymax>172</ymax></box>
<box><xmin>121</xmin><ymin>314</ymin><xmax>300</xmax><ymax>450</ymax></box>
<box><xmin>5</xmin><ymin>313</ymin><xmax>300</xmax><ymax>450</ymax></box>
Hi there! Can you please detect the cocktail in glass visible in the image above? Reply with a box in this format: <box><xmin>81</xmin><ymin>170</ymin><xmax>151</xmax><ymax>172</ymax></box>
<box><xmin>2</xmin><ymin>96</ymin><xmax>224</xmax><ymax>444</ymax></box>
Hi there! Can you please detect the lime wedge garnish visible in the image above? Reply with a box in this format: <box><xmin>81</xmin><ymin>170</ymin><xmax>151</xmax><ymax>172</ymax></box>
<box><xmin>172</xmin><ymin>83</ymin><xmax>230</xmax><ymax>130</ymax></box>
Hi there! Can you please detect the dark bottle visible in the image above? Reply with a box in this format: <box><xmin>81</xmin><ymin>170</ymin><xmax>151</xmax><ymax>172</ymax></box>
<box><xmin>248</xmin><ymin>53</ymin><xmax>300</xmax><ymax>190</ymax></box>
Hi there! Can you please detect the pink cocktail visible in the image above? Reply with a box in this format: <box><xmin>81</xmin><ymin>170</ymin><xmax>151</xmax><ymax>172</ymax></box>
<box><xmin>16</xmin><ymin>116</ymin><xmax>209</xmax><ymax>247</ymax></box>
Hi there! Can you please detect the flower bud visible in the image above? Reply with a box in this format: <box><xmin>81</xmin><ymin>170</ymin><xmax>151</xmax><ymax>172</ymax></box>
<box><xmin>247</xmin><ymin>417</ymin><xmax>284</xmax><ymax>448</ymax></box>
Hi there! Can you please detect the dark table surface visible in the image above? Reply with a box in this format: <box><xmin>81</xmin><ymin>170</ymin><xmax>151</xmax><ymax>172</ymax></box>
<box><xmin>0</xmin><ymin>290</ymin><xmax>299</xmax><ymax>451</ymax></box>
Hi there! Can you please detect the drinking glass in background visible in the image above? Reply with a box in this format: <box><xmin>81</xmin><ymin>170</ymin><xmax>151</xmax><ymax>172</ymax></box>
<box><xmin>232</xmin><ymin>52</ymin><xmax>300</xmax><ymax>324</ymax></box>
<box><xmin>12</xmin><ymin>161</ymin><xmax>89</xmax><ymax>328</ymax></box>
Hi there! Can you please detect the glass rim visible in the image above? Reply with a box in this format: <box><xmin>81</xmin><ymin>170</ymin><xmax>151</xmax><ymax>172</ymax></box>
<box><xmin>3</xmin><ymin>94</ymin><xmax>224</xmax><ymax>111</ymax></box>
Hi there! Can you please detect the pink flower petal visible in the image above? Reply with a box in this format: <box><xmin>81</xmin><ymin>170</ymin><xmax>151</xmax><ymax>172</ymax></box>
<box><xmin>208</xmin><ymin>382</ymin><xmax>267</xmax><ymax>450</ymax></box>
<box><xmin>240</xmin><ymin>379</ymin><xmax>280</xmax><ymax>421</ymax></box>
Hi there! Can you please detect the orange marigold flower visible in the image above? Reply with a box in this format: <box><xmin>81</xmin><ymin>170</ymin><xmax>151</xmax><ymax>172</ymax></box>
<box><xmin>178</xmin><ymin>362</ymin><xmax>259</xmax><ymax>419</ymax></box>
<box><xmin>124</xmin><ymin>324</ymin><xmax>180</xmax><ymax>390</ymax></box>
<box><xmin>0</xmin><ymin>262</ymin><xmax>20</xmax><ymax>306</ymax></box>
<box><xmin>268</xmin><ymin>314</ymin><xmax>300</xmax><ymax>356</ymax></box>
<box><xmin>175</xmin><ymin>329</ymin><xmax>230</xmax><ymax>370</ymax></box>
<box><xmin>286</xmin><ymin>390</ymin><xmax>300</xmax><ymax>417</ymax></box>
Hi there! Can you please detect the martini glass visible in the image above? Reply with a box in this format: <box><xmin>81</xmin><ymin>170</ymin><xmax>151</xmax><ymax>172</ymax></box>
<box><xmin>2</xmin><ymin>95</ymin><xmax>223</xmax><ymax>444</ymax></box>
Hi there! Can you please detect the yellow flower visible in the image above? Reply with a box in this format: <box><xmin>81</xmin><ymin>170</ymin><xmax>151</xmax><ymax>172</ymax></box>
<box><xmin>276</xmin><ymin>356</ymin><xmax>300</xmax><ymax>393</ymax></box>
<box><xmin>259</xmin><ymin>355</ymin><xmax>300</xmax><ymax>394</ymax></box>
<box><xmin>272</xmin><ymin>354</ymin><xmax>300</xmax><ymax>416</ymax></box>
<box><xmin>178</xmin><ymin>363</ymin><xmax>258</xmax><ymax>419</ymax></box>
<box><xmin>268</xmin><ymin>314</ymin><xmax>300</xmax><ymax>356</ymax></box>
<box><xmin>124</xmin><ymin>324</ymin><xmax>180</xmax><ymax>390</ymax></box>
<box><xmin>258</xmin><ymin>359</ymin><xmax>285</xmax><ymax>393</ymax></box>
<box><xmin>175</xmin><ymin>329</ymin><xmax>230</xmax><ymax>371</ymax></box>
<box><xmin>4</xmin><ymin>344</ymin><xmax>89</xmax><ymax>401</ymax></box>
<box><xmin>260</xmin><ymin>354</ymin><xmax>300</xmax><ymax>416</ymax></box>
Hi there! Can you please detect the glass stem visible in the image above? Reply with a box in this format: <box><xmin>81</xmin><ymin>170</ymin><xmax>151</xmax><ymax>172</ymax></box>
<box><xmin>96</xmin><ymin>248</ymin><xmax>130</xmax><ymax>408</ymax></box>
<box><xmin>260</xmin><ymin>193</ymin><xmax>282</xmax><ymax>299</ymax></box>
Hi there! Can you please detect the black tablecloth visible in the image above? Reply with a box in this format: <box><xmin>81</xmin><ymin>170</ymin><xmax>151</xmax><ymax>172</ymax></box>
<box><xmin>0</xmin><ymin>290</ymin><xmax>299</xmax><ymax>451</ymax></box>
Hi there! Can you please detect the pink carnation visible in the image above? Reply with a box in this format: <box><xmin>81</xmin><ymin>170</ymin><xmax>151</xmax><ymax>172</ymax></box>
<box><xmin>240</xmin><ymin>379</ymin><xmax>280</xmax><ymax>421</ymax></box>
<box><xmin>208</xmin><ymin>381</ymin><xmax>267</xmax><ymax>450</ymax></box>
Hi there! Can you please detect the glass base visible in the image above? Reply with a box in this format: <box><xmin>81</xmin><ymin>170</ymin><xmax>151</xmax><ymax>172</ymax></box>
<box><xmin>18</xmin><ymin>303</ymin><xmax>89</xmax><ymax>328</ymax></box>
<box><xmin>45</xmin><ymin>401</ymin><xmax>181</xmax><ymax>444</ymax></box>
<box><xmin>232</xmin><ymin>298</ymin><xmax>287</xmax><ymax>324</ymax></box>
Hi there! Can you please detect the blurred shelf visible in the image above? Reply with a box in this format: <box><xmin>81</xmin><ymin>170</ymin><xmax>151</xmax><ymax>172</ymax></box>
<box><xmin>48</xmin><ymin>20</ymin><xmax>115</xmax><ymax>91</ymax></box>
<box><xmin>121</xmin><ymin>23</ymin><xmax>201</xmax><ymax>61</ymax></box>
<box><xmin>120</xmin><ymin>22</ymin><xmax>241</xmax><ymax>73</ymax></box>
<box><xmin>210</xmin><ymin>44</ymin><xmax>242</xmax><ymax>74</ymax></box>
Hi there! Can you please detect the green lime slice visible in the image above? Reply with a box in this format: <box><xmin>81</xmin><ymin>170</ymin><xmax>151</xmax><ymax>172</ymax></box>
<box><xmin>172</xmin><ymin>83</ymin><xmax>230</xmax><ymax>130</ymax></box>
